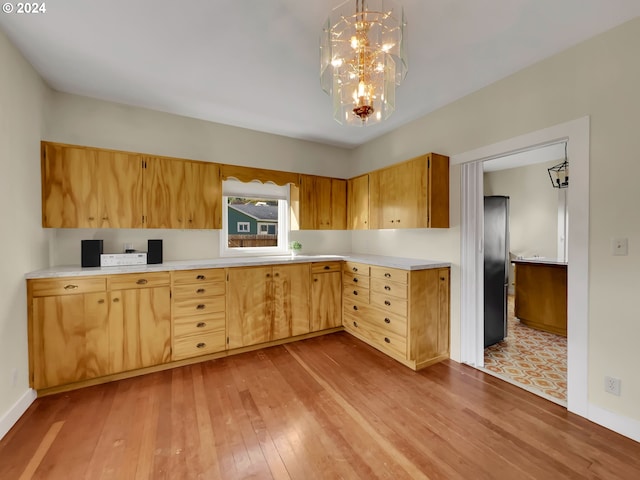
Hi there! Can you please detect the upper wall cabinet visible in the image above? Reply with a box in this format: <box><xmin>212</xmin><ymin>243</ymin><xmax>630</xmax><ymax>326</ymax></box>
<box><xmin>41</xmin><ymin>142</ymin><xmax>222</xmax><ymax>229</ymax></box>
<box><xmin>291</xmin><ymin>174</ymin><xmax>347</xmax><ymax>230</ymax></box>
<box><xmin>347</xmin><ymin>174</ymin><xmax>369</xmax><ymax>230</ymax></box>
<box><xmin>41</xmin><ymin>142</ymin><xmax>143</xmax><ymax>228</ymax></box>
<box><xmin>369</xmin><ymin>153</ymin><xmax>449</xmax><ymax>229</ymax></box>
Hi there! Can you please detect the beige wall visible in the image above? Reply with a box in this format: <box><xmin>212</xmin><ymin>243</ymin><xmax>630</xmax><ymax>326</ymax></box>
<box><xmin>484</xmin><ymin>160</ymin><xmax>560</xmax><ymax>259</ymax></box>
<box><xmin>0</xmin><ymin>31</ymin><xmax>50</xmax><ymax>417</ymax></box>
<box><xmin>350</xmin><ymin>18</ymin><xmax>640</xmax><ymax>421</ymax></box>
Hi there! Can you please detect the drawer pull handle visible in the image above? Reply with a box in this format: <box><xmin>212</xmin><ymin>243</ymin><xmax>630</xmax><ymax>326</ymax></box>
<box><xmin>275</xmin><ymin>273</ymin><xmax>279</xmax><ymax>277</ymax></box>
<box><xmin>113</xmin><ymin>298</ymin><xmax>120</xmax><ymax>303</ymax></box>
<box><xmin>196</xmin><ymin>304</ymin><xmax>206</xmax><ymax>310</ymax></box>
<box><xmin>384</xmin><ymin>318</ymin><xmax>391</xmax><ymax>324</ymax></box>
<box><xmin>196</xmin><ymin>288</ymin><xmax>206</xmax><ymax>294</ymax></box>
<box><xmin>440</xmin><ymin>277</ymin><xmax>446</xmax><ymax>281</ymax></box>
<box><xmin>196</xmin><ymin>322</ymin><xmax>207</xmax><ymax>328</ymax></box>
<box><xmin>196</xmin><ymin>342</ymin><xmax>206</xmax><ymax>349</ymax></box>
<box><xmin>352</xmin><ymin>267</ymin><xmax>358</xmax><ymax>272</ymax></box>
<box><xmin>64</xmin><ymin>284</ymin><xmax>78</xmax><ymax>290</ymax></box>
<box><xmin>353</xmin><ymin>321</ymin><xmax>358</xmax><ymax>327</ymax></box>
<box><xmin>266</xmin><ymin>273</ymin><xmax>271</xmax><ymax>278</ymax></box>
<box><xmin>384</xmin><ymin>273</ymin><xmax>391</xmax><ymax>278</ymax></box>
<box><xmin>353</xmin><ymin>305</ymin><xmax>358</xmax><ymax>311</ymax></box>
<box><xmin>353</xmin><ymin>290</ymin><xmax>358</xmax><ymax>295</ymax></box>
<box><xmin>324</xmin><ymin>265</ymin><xmax>330</xmax><ymax>270</ymax></box>
<box><xmin>196</xmin><ymin>275</ymin><xmax>206</xmax><ymax>280</ymax></box>
<box><xmin>384</xmin><ymin>300</ymin><xmax>391</xmax><ymax>306</ymax></box>
<box><xmin>98</xmin><ymin>299</ymin><xmax>105</xmax><ymax>304</ymax></box>
<box><xmin>353</xmin><ymin>278</ymin><xmax>358</xmax><ymax>283</ymax></box>
<box><xmin>136</xmin><ymin>279</ymin><xmax>148</xmax><ymax>285</ymax></box>
<box><xmin>384</xmin><ymin>285</ymin><xmax>391</xmax><ymax>291</ymax></box>
<box><xmin>384</xmin><ymin>337</ymin><xmax>391</xmax><ymax>344</ymax></box>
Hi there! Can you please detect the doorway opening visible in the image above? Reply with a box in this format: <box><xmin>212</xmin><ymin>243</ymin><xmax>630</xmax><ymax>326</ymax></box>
<box><xmin>454</xmin><ymin>117</ymin><xmax>590</xmax><ymax>417</ymax></box>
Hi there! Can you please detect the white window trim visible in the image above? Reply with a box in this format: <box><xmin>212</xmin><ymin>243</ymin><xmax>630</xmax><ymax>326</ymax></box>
<box><xmin>237</xmin><ymin>222</ymin><xmax>250</xmax><ymax>232</ymax></box>
<box><xmin>220</xmin><ymin>180</ymin><xmax>290</xmax><ymax>257</ymax></box>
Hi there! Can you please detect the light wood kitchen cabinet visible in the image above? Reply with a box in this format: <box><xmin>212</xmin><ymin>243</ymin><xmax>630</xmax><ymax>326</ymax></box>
<box><xmin>292</xmin><ymin>174</ymin><xmax>347</xmax><ymax>230</ymax></box>
<box><xmin>369</xmin><ymin>153</ymin><xmax>449</xmax><ymax>229</ymax></box>
<box><xmin>143</xmin><ymin>156</ymin><xmax>221</xmax><ymax>229</ymax></box>
<box><xmin>343</xmin><ymin>263</ymin><xmax>450</xmax><ymax>370</ymax></box>
<box><xmin>107</xmin><ymin>272</ymin><xmax>171</xmax><ymax>372</ymax></box>
<box><xmin>171</xmin><ymin>268</ymin><xmax>226</xmax><ymax>360</ymax></box>
<box><xmin>347</xmin><ymin>174</ymin><xmax>369</xmax><ymax>230</ymax></box>
<box><xmin>30</xmin><ymin>277</ymin><xmax>110</xmax><ymax>390</ymax></box>
<box><xmin>310</xmin><ymin>262</ymin><xmax>342</xmax><ymax>332</ymax></box>
<box><xmin>41</xmin><ymin>142</ymin><xmax>143</xmax><ymax>228</ymax></box>
<box><xmin>227</xmin><ymin>264</ymin><xmax>310</xmax><ymax>348</ymax></box>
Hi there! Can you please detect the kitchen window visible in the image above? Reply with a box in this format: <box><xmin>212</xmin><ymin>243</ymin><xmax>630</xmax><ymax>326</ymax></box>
<box><xmin>221</xmin><ymin>179</ymin><xmax>289</xmax><ymax>256</ymax></box>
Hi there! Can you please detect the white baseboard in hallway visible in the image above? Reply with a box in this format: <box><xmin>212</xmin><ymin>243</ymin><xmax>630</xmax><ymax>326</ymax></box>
<box><xmin>0</xmin><ymin>389</ymin><xmax>36</xmax><ymax>441</ymax></box>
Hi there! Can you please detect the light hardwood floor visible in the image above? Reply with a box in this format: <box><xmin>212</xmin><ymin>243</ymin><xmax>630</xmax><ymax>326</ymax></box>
<box><xmin>1</xmin><ymin>332</ymin><xmax>639</xmax><ymax>479</ymax></box>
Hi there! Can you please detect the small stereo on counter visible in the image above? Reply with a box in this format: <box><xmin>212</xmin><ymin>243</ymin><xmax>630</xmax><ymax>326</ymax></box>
<box><xmin>100</xmin><ymin>253</ymin><xmax>147</xmax><ymax>267</ymax></box>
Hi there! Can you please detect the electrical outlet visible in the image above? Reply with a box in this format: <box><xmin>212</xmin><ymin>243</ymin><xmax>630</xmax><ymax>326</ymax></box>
<box><xmin>604</xmin><ymin>376</ymin><xmax>621</xmax><ymax>396</ymax></box>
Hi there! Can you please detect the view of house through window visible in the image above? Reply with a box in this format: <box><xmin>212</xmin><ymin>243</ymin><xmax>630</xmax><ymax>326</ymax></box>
<box><xmin>221</xmin><ymin>179</ymin><xmax>289</xmax><ymax>256</ymax></box>
<box><xmin>227</xmin><ymin>198</ymin><xmax>279</xmax><ymax>248</ymax></box>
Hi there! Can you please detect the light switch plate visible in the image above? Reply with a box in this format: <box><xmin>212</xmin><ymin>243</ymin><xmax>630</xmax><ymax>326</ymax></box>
<box><xmin>612</xmin><ymin>238</ymin><xmax>628</xmax><ymax>256</ymax></box>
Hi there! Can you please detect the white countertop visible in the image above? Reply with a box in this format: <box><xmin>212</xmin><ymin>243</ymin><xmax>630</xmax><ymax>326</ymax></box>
<box><xmin>25</xmin><ymin>253</ymin><xmax>451</xmax><ymax>279</ymax></box>
<box><xmin>512</xmin><ymin>257</ymin><xmax>567</xmax><ymax>266</ymax></box>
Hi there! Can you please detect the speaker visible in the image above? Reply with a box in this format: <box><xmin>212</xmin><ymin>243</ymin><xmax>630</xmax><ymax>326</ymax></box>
<box><xmin>147</xmin><ymin>239</ymin><xmax>163</xmax><ymax>264</ymax></box>
<box><xmin>81</xmin><ymin>240</ymin><xmax>103</xmax><ymax>267</ymax></box>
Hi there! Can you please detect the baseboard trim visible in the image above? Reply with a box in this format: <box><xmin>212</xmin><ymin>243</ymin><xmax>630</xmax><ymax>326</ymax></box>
<box><xmin>0</xmin><ymin>389</ymin><xmax>37</xmax><ymax>441</ymax></box>
<box><xmin>589</xmin><ymin>403</ymin><xmax>640</xmax><ymax>443</ymax></box>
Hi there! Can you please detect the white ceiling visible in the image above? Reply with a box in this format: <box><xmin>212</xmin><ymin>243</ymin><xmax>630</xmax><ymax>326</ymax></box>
<box><xmin>1</xmin><ymin>1</ymin><xmax>638</xmax><ymax>148</ymax></box>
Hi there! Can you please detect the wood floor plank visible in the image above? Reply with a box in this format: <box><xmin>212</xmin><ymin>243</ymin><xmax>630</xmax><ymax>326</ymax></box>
<box><xmin>1</xmin><ymin>332</ymin><xmax>639</xmax><ymax>480</ymax></box>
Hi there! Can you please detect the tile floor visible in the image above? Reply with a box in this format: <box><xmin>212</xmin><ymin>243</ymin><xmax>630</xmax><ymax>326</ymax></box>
<box><xmin>483</xmin><ymin>296</ymin><xmax>567</xmax><ymax>404</ymax></box>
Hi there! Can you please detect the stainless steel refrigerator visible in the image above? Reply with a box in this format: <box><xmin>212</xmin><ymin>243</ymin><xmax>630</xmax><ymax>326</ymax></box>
<box><xmin>484</xmin><ymin>196</ymin><xmax>510</xmax><ymax>348</ymax></box>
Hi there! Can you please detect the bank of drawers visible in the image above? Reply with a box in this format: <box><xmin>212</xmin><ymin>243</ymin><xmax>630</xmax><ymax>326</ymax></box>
<box><xmin>343</xmin><ymin>262</ymin><xmax>409</xmax><ymax>360</ymax></box>
<box><xmin>171</xmin><ymin>269</ymin><xmax>226</xmax><ymax>360</ymax></box>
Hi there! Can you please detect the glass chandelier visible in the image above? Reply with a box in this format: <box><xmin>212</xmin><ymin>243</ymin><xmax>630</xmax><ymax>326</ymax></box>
<box><xmin>320</xmin><ymin>0</ymin><xmax>408</xmax><ymax>126</ymax></box>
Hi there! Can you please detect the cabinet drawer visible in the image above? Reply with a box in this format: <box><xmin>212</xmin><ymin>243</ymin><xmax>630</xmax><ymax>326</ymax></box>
<box><xmin>370</xmin><ymin>266</ymin><xmax>408</xmax><ymax>284</ymax></box>
<box><xmin>343</xmin><ymin>299</ymin><xmax>406</xmax><ymax>336</ymax></box>
<box><xmin>343</xmin><ymin>262</ymin><xmax>370</xmax><ymax>276</ymax></box>
<box><xmin>108</xmin><ymin>272</ymin><xmax>170</xmax><ymax>290</ymax></box>
<box><xmin>172</xmin><ymin>268</ymin><xmax>226</xmax><ymax>285</ymax></box>
<box><xmin>173</xmin><ymin>282</ymin><xmax>225</xmax><ymax>300</ymax></box>
<box><xmin>370</xmin><ymin>278</ymin><xmax>408</xmax><ymax>299</ymax></box>
<box><xmin>30</xmin><ymin>276</ymin><xmax>106</xmax><ymax>297</ymax></box>
<box><xmin>343</xmin><ymin>272</ymin><xmax>370</xmax><ymax>289</ymax></box>
<box><xmin>369</xmin><ymin>294</ymin><xmax>408</xmax><ymax>317</ymax></box>
<box><xmin>343</xmin><ymin>285</ymin><xmax>370</xmax><ymax>303</ymax></box>
<box><xmin>344</xmin><ymin>313</ymin><xmax>407</xmax><ymax>359</ymax></box>
<box><xmin>172</xmin><ymin>331</ymin><xmax>226</xmax><ymax>360</ymax></box>
<box><xmin>311</xmin><ymin>261</ymin><xmax>342</xmax><ymax>274</ymax></box>
<box><xmin>173</xmin><ymin>296</ymin><xmax>225</xmax><ymax>317</ymax></box>
<box><xmin>173</xmin><ymin>312</ymin><xmax>225</xmax><ymax>337</ymax></box>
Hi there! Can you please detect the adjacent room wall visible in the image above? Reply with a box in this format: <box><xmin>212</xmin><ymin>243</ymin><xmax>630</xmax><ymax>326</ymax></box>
<box><xmin>0</xmin><ymin>30</ymin><xmax>50</xmax><ymax>436</ymax></box>
<box><xmin>349</xmin><ymin>18</ymin><xmax>640</xmax><ymax>423</ymax></box>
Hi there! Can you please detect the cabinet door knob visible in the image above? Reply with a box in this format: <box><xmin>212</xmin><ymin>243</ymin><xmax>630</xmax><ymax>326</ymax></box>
<box><xmin>353</xmin><ymin>290</ymin><xmax>358</xmax><ymax>295</ymax></box>
<box><xmin>88</xmin><ymin>216</ymin><xmax>95</xmax><ymax>221</ymax></box>
<box><xmin>384</xmin><ymin>318</ymin><xmax>391</xmax><ymax>324</ymax></box>
<box><xmin>196</xmin><ymin>322</ymin><xmax>206</xmax><ymax>328</ymax></box>
<box><xmin>314</xmin><ymin>278</ymin><xmax>318</xmax><ymax>282</ymax></box>
<box><xmin>353</xmin><ymin>305</ymin><xmax>358</xmax><ymax>311</ymax></box>
<box><xmin>98</xmin><ymin>299</ymin><xmax>105</xmax><ymax>304</ymax></box>
<box><xmin>113</xmin><ymin>297</ymin><xmax>120</xmax><ymax>303</ymax></box>
<box><xmin>384</xmin><ymin>300</ymin><xmax>391</xmax><ymax>306</ymax></box>
<box><xmin>384</xmin><ymin>337</ymin><xmax>391</xmax><ymax>344</ymax></box>
<box><xmin>196</xmin><ymin>275</ymin><xmax>206</xmax><ymax>280</ymax></box>
<box><xmin>352</xmin><ymin>267</ymin><xmax>358</xmax><ymax>272</ymax></box>
<box><xmin>353</xmin><ymin>321</ymin><xmax>358</xmax><ymax>327</ymax></box>
<box><xmin>64</xmin><ymin>284</ymin><xmax>78</xmax><ymax>290</ymax></box>
<box><xmin>384</xmin><ymin>285</ymin><xmax>391</xmax><ymax>291</ymax></box>
<box><xmin>196</xmin><ymin>342</ymin><xmax>206</xmax><ymax>349</ymax></box>
<box><xmin>196</xmin><ymin>304</ymin><xmax>206</xmax><ymax>310</ymax></box>
<box><xmin>266</xmin><ymin>273</ymin><xmax>271</xmax><ymax>278</ymax></box>
<box><xmin>440</xmin><ymin>277</ymin><xmax>446</xmax><ymax>281</ymax></box>
<box><xmin>353</xmin><ymin>278</ymin><xmax>358</xmax><ymax>283</ymax></box>
<box><xmin>136</xmin><ymin>279</ymin><xmax>148</xmax><ymax>285</ymax></box>
<box><xmin>274</xmin><ymin>273</ymin><xmax>280</xmax><ymax>277</ymax></box>
<box><xmin>196</xmin><ymin>288</ymin><xmax>205</xmax><ymax>294</ymax></box>
<box><xmin>384</xmin><ymin>273</ymin><xmax>391</xmax><ymax>278</ymax></box>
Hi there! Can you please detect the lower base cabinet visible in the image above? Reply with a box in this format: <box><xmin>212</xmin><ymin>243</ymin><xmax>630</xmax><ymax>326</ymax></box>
<box><xmin>343</xmin><ymin>262</ymin><xmax>450</xmax><ymax>370</ymax></box>
<box><xmin>310</xmin><ymin>261</ymin><xmax>342</xmax><ymax>331</ymax></box>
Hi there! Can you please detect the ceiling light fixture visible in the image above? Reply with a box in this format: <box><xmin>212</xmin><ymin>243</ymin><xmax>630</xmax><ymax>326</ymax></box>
<box><xmin>320</xmin><ymin>0</ymin><xmax>407</xmax><ymax>126</ymax></box>
<box><xmin>548</xmin><ymin>142</ymin><xmax>569</xmax><ymax>188</ymax></box>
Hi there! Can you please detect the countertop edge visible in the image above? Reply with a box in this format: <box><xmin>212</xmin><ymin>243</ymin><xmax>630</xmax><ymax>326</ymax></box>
<box><xmin>25</xmin><ymin>254</ymin><xmax>452</xmax><ymax>279</ymax></box>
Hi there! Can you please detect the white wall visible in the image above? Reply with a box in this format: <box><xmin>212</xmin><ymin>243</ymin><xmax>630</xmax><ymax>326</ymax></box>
<box><xmin>350</xmin><ymin>18</ymin><xmax>640</xmax><ymax>423</ymax></box>
<box><xmin>484</xmin><ymin>160</ymin><xmax>559</xmax><ymax>260</ymax></box>
<box><xmin>0</xmin><ymin>30</ymin><xmax>50</xmax><ymax>434</ymax></box>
